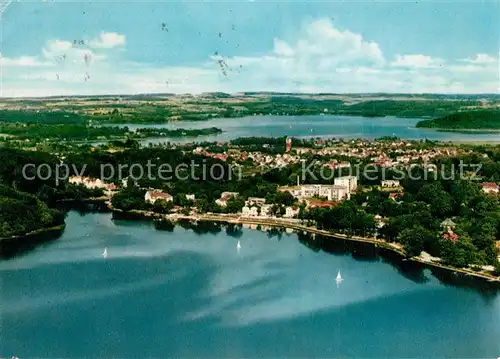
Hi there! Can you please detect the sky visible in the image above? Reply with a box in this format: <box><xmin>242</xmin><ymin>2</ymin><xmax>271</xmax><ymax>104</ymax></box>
<box><xmin>0</xmin><ymin>0</ymin><xmax>499</xmax><ymax>97</ymax></box>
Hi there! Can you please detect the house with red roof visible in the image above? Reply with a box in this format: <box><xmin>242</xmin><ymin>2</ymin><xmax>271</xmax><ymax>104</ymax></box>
<box><xmin>144</xmin><ymin>191</ymin><xmax>173</xmax><ymax>204</ymax></box>
<box><xmin>482</xmin><ymin>182</ymin><xmax>499</xmax><ymax>194</ymax></box>
<box><xmin>389</xmin><ymin>192</ymin><xmax>404</xmax><ymax>201</ymax></box>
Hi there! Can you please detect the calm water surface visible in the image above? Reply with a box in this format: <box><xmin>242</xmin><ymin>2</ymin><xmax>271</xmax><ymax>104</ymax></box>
<box><xmin>1</xmin><ymin>211</ymin><xmax>500</xmax><ymax>358</ymax></box>
<box><xmin>107</xmin><ymin>115</ymin><xmax>500</xmax><ymax>144</ymax></box>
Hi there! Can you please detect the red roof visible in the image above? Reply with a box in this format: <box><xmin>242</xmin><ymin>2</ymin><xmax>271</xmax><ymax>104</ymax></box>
<box><xmin>482</xmin><ymin>182</ymin><xmax>498</xmax><ymax>189</ymax></box>
<box><xmin>309</xmin><ymin>202</ymin><xmax>334</xmax><ymax>208</ymax></box>
<box><xmin>442</xmin><ymin>230</ymin><xmax>459</xmax><ymax>244</ymax></box>
<box><xmin>148</xmin><ymin>191</ymin><xmax>172</xmax><ymax>199</ymax></box>
<box><xmin>389</xmin><ymin>192</ymin><xmax>403</xmax><ymax>199</ymax></box>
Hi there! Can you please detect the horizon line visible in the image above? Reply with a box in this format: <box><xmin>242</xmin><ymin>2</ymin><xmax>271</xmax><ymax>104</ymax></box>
<box><xmin>1</xmin><ymin>91</ymin><xmax>499</xmax><ymax>101</ymax></box>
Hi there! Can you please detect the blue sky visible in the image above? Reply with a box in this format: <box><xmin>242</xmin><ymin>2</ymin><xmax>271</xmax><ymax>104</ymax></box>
<box><xmin>1</xmin><ymin>0</ymin><xmax>499</xmax><ymax>96</ymax></box>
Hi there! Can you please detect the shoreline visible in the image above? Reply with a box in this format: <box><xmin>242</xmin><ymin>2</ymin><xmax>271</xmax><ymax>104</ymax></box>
<box><xmin>110</xmin><ymin>206</ymin><xmax>500</xmax><ymax>285</ymax></box>
<box><xmin>0</xmin><ymin>224</ymin><xmax>66</xmax><ymax>258</ymax></box>
<box><xmin>420</xmin><ymin>127</ymin><xmax>500</xmax><ymax>134</ymax></box>
<box><xmin>0</xmin><ymin>224</ymin><xmax>66</xmax><ymax>243</ymax></box>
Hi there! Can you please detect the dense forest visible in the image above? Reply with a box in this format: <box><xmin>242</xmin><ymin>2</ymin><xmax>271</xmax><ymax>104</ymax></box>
<box><xmin>416</xmin><ymin>110</ymin><xmax>500</xmax><ymax>130</ymax></box>
<box><xmin>0</xmin><ymin>185</ymin><xmax>65</xmax><ymax>238</ymax></box>
<box><xmin>0</xmin><ymin>148</ymin><xmax>99</xmax><ymax>238</ymax></box>
<box><xmin>0</xmin><ymin>121</ymin><xmax>222</xmax><ymax>142</ymax></box>
<box><xmin>0</xmin><ymin>110</ymin><xmax>85</xmax><ymax>124</ymax></box>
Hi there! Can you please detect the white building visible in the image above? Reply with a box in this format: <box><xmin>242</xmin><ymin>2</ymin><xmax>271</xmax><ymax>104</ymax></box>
<box><xmin>284</xmin><ymin>206</ymin><xmax>299</xmax><ymax>218</ymax></box>
<box><xmin>144</xmin><ymin>191</ymin><xmax>173</xmax><ymax>204</ymax></box>
<box><xmin>279</xmin><ymin>184</ymin><xmax>350</xmax><ymax>201</ymax></box>
<box><xmin>69</xmin><ymin>176</ymin><xmax>107</xmax><ymax>189</ymax></box>
<box><xmin>329</xmin><ymin>185</ymin><xmax>350</xmax><ymax>201</ymax></box>
<box><xmin>215</xmin><ymin>192</ymin><xmax>239</xmax><ymax>207</ymax></box>
<box><xmin>334</xmin><ymin>176</ymin><xmax>358</xmax><ymax>192</ymax></box>
<box><xmin>260</xmin><ymin>204</ymin><xmax>272</xmax><ymax>217</ymax></box>
<box><xmin>381</xmin><ymin>180</ymin><xmax>400</xmax><ymax>188</ymax></box>
<box><xmin>301</xmin><ymin>184</ymin><xmax>322</xmax><ymax>198</ymax></box>
<box><xmin>185</xmin><ymin>194</ymin><xmax>196</xmax><ymax>201</ymax></box>
<box><xmin>242</xmin><ymin>206</ymin><xmax>259</xmax><ymax>217</ymax></box>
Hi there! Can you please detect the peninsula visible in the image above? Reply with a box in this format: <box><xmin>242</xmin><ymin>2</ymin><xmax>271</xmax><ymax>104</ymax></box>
<box><xmin>416</xmin><ymin>110</ymin><xmax>500</xmax><ymax>131</ymax></box>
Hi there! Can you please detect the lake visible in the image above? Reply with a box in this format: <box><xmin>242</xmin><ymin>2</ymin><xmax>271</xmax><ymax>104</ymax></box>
<box><xmin>106</xmin><ymin>115</ymin><xmax>500</xmax><ymax>144</ymax></box>
<box><xmin>1</xmin><ymin>211</ymin><xmax>499</xmax><ymax>358</ymax></box>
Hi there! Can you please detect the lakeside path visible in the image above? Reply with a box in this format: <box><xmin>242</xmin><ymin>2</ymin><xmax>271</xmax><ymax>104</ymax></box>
<box><xmin>111</xmin><ymin>206</ymin><xmax>500</xmax><ymax>284</ymax></box>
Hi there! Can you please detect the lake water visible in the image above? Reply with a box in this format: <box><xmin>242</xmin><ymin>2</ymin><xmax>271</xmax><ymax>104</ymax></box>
<box><xmin>108</xmin><ymin>115</ymin><xmax>500</xmax><ymax>144</ymax></box>
<box><xmin>1</xmin><ymin>211</ymin><xmax>499</xmax><ymax>358</ymax></box>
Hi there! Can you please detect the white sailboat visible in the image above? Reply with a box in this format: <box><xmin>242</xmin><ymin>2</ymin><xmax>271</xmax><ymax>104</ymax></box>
<box><xmin>102</xmin><ymin>247</ymin><xmax>108</xmax><ymax>258</ymax></box>
<box><xmin>336</xmin><ymin>270</ymin><xmax>343</xmax><ymax>285</ymax></box>
<box><xmin>236</xmin><ymin>241</ymin><xmax>241</xmax><ymax>250</ymax></box>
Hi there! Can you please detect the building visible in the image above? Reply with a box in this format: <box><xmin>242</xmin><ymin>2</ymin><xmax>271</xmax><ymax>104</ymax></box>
<box><xmin>300</xmin><ymin>184</ymin><xmax>322</xmax><ymax>198</ymax></box>
<box><xmin>334</xmin><ymin>176</ymin><xmax>358</xmax><ymax>192</ymax></box>
<box><xmin>329</xmin><ymin>185</ymin><xmax>350</xmax><ymax>201</ymax></box>
<box><xmin>185</xmin><ymin>194</ymin><xmax>196</xmax><ymax>201</ymax></box>
<box><xmin>442</xmin><ymin>229</ymin><xmax>459</xmax><ymax>244</ymax></box>
<box><xmin>482</xmin><ymin>182</ymin><xmax>499</xmax><ymax>194</ymax></box>
<box><xmin>285</xmin><ymin>137</ymin><xmax>292</xmax><ymax>152</ymax></box>
<box><xmin>105</xmin><ymin>183</ymin><xmax>117</xmax><ymax>197</ymax></box>
<box><xmin>144</xmin><ymin>191</ymin><xmax>173</xmax><ymax>204</ymax></box>
<box><xmin>260</xmin><ymin>204</ymin><xmax>272</xmax><ymax>217</ymax></box>
<box><xmin>381</xmin><ymin>180</ymin><xmax>400</xmax><ymax>188</ymax></box>
<box><xmin>279</xmin><ymin>184</ymin><xmax>350</xmax><ymax>201</ymax></box>
<box><xmin>215</xmin><ymin>192</ymin><xmax>239</xmax><ymax>207</ymax></box>
<box><xmin>374</xmin><ymin>215</ymin><xmax>386</xmax><ymax>229</ymax></box>
<box><xmin>307</xmin><ymin>201</ymin><xmax>335</xmax><ymax>209</ymax></box>
<box><xmin>245</xmin><ymin>197</ymin><xmax>266</xmax><ymax>206</ymax></box>
<box><xmin>241</xmin><ymin>206</ymin><xmax>259</xmax><ymax>217</ymax></box>
<box><xmin>284</xmin><ymin>206</ymin><xmax>299</xmax><ymax>218</ymax></box>
<box><xmin>389</xmin><ymin>192</ymin><xmax>404</xmax><ymax>201</ymax></box>
<box><xmin>69</xmin><ymin>176</ymin><xmax>107</xmax><ymax>189</ymax></box>
<box><xmin>441</xmin><ymin>218</ymin><xmax>457</xmax><ymax>231</ymax></box>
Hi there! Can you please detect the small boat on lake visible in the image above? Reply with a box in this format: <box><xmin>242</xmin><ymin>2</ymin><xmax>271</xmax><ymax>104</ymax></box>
<box><xmin>102</xmin><ymin>247</ymin><xmax>108</xmax><ymax>258</ymax></box>
<box><xmin>336</xmin><ymin>270</ymin><xmax>343</xmax><ymax>285</ymax></box>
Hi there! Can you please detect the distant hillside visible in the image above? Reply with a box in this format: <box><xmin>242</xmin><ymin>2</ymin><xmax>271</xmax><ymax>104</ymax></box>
<box><xmin>416</xmin><ymin>110</ymin><xmax>500</xmax><ymax>130</ymax></box>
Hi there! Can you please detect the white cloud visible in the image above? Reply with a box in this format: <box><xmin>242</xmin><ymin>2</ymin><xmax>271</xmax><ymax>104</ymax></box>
<box><xmin>273</xmin><ymin>19</ymin><xmax>384</xmax><ymax>66</ymax></box>
<box><xmin>391</xmin><ymin>54</ymin><xmax>444</xmax><ymax>68</ymax></box>
<box><xmin>0</xmin><ymin>55</ymin><xmax>50</xmax><ymax>67</ymax></box>
<box><xmin>1</xmin><ymin>21</ymin><xmax>498</xmax><ymax>97</ymax></box>
<box><xmin>273</xmin><ymin>39</ymin><xmax>295</xmax><ymax>57</ymax></box>
<box><xmin>462</xmin><ymin>53</ymin><xmax>498</xmax><ymax>65</ymax></box>
<box><xmin>88</xmin><ymin>32</ymin><xmax>126</xmax><ymax>49</ymax></box>
<box><xmin>45</xmin><ymin>40</ymin><xmax>73</xmax><ymax>52</ymax></box>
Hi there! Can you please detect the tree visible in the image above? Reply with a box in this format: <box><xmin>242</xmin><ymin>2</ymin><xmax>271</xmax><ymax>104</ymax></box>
<box><xmin>153</xmin><ymin>199</ymin><xmax>174</xmax><ymax>214</ymax></box>
<box><xmin>225</xmin><ymin>196</ymin><xmax>245</xmax><ymax>214</ymax></box>
<box><xmin>272</xmin><ymin>191</ymin><xmax>295</xmax><ymax>206</ymax></box>
<box><xmin>416</xmin><ymin>182</ymin><xmax>453</xmax><ymax>218</ymax></box>
<box><xmin>439</xmin><ymin>235</ymin><xmax>476</xmax><ymax>268</ymax></box>
<box><xmin>397</xmin><ymin>225</ymin><xmax>433</xmax><ymax>257</ymax></box>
